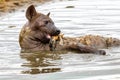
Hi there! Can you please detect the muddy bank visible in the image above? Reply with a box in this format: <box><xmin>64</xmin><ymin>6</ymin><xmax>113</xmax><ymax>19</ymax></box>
<box><xmin>0</xmin><ymin>0</ymin><xmax>51</xmax><ymax>15</ymax></box>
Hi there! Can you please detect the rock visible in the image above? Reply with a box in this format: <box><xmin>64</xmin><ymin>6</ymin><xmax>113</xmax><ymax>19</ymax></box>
<box><xmin>65</xmin><ymin>6</ymin><xmax>75</xmax><ymax>8</ymax></box>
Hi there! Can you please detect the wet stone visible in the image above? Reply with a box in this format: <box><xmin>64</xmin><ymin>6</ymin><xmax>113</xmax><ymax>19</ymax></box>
<box><xmin>8</xmin><ymin>25</ymin><xmax>16</xmax><ymax>28</ymax></box>
<box><xmin>65</xmin><ymin>6</ymin><xmax>75</xmax><ymax>8</ymax></box>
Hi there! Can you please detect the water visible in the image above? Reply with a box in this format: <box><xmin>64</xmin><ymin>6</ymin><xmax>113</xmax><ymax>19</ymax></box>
<box><xmin>0</xmin><ymin>0</ymin><xmax>120</xmax><ymax>80</ymax></box>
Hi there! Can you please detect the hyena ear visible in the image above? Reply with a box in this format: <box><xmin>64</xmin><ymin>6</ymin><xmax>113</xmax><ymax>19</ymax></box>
<box><xmin>26</xmin><ymin>5</ymin><xmax>37</xmax><ymax>21</ymax></box>
<box><xmin>47</xmin><ymin>12</ymin><xmax>50</xmax><ymax>17</ymax></box>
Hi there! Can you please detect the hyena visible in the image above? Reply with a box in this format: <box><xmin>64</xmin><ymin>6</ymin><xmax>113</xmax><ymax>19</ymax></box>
<box><xmin>19</xmin><ymin>5</ymin><xmax>120</xmax><ymax>55</ymax></box>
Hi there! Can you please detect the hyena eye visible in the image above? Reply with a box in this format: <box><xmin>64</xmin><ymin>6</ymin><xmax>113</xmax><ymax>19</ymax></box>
<box><xmin>44</xmin><ymin>21</ymin><xmax>49</xmax><ymax>25</ymax></box>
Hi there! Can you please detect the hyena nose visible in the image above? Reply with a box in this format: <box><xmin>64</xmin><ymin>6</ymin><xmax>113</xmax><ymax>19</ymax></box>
<box><xmin>55</xmin><ymin>30</ymin><xmax>61</xmax><ymax>35</ymax></box>
<box><xmin>52</xmin><ymin>30</ymin><xmax>61</xmax><ymax>36</ymax></box>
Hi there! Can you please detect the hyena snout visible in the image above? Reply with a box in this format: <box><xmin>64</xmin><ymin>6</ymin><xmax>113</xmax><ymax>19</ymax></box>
<box><xmin>52</xmin><ymin>29</ymin><xmax>61</xmax><ymax>36</ymax></box>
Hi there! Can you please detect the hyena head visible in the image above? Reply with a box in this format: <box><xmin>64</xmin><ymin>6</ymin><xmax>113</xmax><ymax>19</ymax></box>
<box><xmin>26</xmin><ymin>5</ymin><xmax>60</xmax><ymax>44</ymax></box>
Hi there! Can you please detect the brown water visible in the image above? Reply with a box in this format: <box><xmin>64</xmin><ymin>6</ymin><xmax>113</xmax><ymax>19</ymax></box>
<box><xmin>0</xmin><ymin>0</ymin><xmax>120</xmax><ymax>80</ymax></box>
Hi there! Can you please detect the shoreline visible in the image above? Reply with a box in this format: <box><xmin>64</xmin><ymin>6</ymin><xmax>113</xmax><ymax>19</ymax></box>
<box><xmin>0</xmin><ymin>0</ymin><xmax>51</xmax><ymax>16</ymax></box>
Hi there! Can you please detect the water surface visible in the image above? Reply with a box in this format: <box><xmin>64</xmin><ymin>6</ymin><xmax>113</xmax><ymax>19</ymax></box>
<box><xmin>0</xmin><ymin>0</ymin><xmax>120</xmax><ymax>80</ymax></box>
